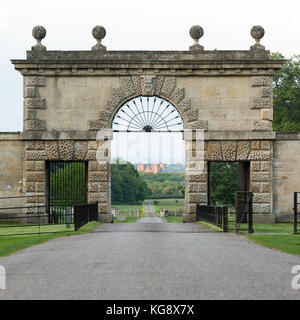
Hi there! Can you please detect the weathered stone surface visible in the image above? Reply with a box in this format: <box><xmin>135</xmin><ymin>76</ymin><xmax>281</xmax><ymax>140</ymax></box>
<box><xmin>187</xmin><ymin>173</ymin><xmax>207</xmax><ymax>182</ymax></box>
<box><xmin>160</xmin><ymin>77</ymin><xmax>176</xmax><ymax>97</ymax></box>
<box><xmin>188</xmin><ymin>193</ymin><xmax>206</xmax><ymax>203</ymax></box>
<box><xmin>25</xmin><ymin>98</ymin><xmax>46</xmax><ymax>109</ymax></box>
<box><xmin>25</xmin><ymin>150</ymin><xmax>46</xmax><ymax>160</ymax></box>
<box><xmin>251</xmin><ymin>172</ymin><xmax>270</xmax><ymax>182</ymax></box>
<box><xmin>74</xmin><ymin>142</ymin><xmax>88</xmax><ymax>160</ymax></box>
<box><xmin>252</xmin><ymin>120</ymin><xmax>272</xmax><ymax>131</ymax></box>
<box><xmin>253</xmin><ymin>193</ymin><xmax>270</xmax><ymax>203</ymax></box>
<box><xmin>89</xmin><ymin>171</ymin><xmax>108</xmax><ymax>182</ymax></box>
<box><xmin>249</xmin><ymin>150</ymin><xmax>270</xmax><ymax>160</ymax></box>
<box><xmin>26</xmin><ymin>76</ymin><xmax>46</xmax><ymax>87</ymax></box>
<box><xmin>58</xmin><ymin>140</ymin><xmax>74</xmax><ymax>160</ymax></box>
<box><xmin>251</xmin><ymin>161</ymin><xmax>260</xmax><ymax>171</ymax></box>
<box><xmin>251</xmin><ymin>76</ymin><xmax>271</xmax><ymax>87</ymax></box>
<box><xmin>261</xmin><ymin>109</ymin><xmax>273</xmax><ymax>121</ymax></box>
<box><xmin>261</xmin><ymin>182</ymin><xmax>271</xmax><ymax>193</ymax></box>
<box><xmin>88</xmin><ymin>161</ymin><xmax>108</xmax><ymax>172</ymax></box>
<box><xmin>251</xmin><ymin>98</ymin><xmax>271</xmax><ymax>109</ymax></box>
<box><xmin>207</xmin><ymin>141</ymin><xmax>222</xmax><ymax>160</ymax></box>
<box><xmin>45</xmin><ymin>141</ymin><xmax>59</xmax><ymax>160</ymax></box>
<box><xmin>261</xmin><ymin>141</ymin><xmax>271</xmax><ymax>150</ymax></box>
<box><xmin>88</xmin><ymin>182</ymin><xmax>107</xmax><ymax>193</ymax></box>
<box><xmin>25</xmin><ymin>120</ymin><xmax>46</xmax><ymax>131</ymax></box>
<box><xmin>251</xmin><ymin>141</ymin><xmax>261</xmax><ymax>150</ymax></box>
<box><xmin>26</xmin><ymin>172</ymin><xmax>45</xmax><ymax>182</ymax></box>
<box><xmin>171</xmin><ymin>88</ymin><xmax>185</xmax><ymax>103</ymax></box>
<box><xmin>221</xmin><ymin>141</ymin><xmax>236</xmax><ymax>161</ymax></box>
<box><xmin>236</xmin><ymin>141</ymin><xmax>250</xmax><ymax>160</ymax></box>
<box><xmin>261</xmin><ymin>161</ymin><xmax>270</xmax><ymax>171</ymax></box>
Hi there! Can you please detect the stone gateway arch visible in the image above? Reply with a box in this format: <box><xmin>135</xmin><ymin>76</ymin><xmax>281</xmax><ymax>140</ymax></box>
<box><xmin>1</xmin><ymin>25</ymin><xmax>299</xmax><ymax>223</ymax></box>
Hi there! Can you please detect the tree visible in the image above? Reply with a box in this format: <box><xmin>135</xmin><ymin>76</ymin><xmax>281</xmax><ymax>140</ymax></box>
<box><xmin>272</xmin><ymin>53</ymin><xmax>300</xmax><ymax>131</ymax></box>
<box><xmin>111</xmin><ymin>162</ymin><xmax>151</xmax><ymax>204</ymax></box>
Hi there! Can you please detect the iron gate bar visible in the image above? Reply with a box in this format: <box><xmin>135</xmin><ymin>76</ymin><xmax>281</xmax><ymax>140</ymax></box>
<box><xmin>196</xmin><ymin>204</ymin><xmax>228</xmax><ymax>232</ymax></box>
<box><xmin>293</xmin><ymin>192</ymin><xmax>300</xmax><ymax>234</ymax></box>
<box><xmin>235</xmin><ymin>191</ymin><xmax>254</xmax><ymax>234</ymax></box>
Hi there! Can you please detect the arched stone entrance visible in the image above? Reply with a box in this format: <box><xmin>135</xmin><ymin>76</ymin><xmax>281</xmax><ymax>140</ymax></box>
<box><xmin>3</xmin><ymin>25</ymin><xmax>298</xmax><ymax>223</ymax></box>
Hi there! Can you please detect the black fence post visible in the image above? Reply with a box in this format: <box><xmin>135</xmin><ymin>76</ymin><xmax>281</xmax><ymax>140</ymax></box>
<box><xmin>248</xmin><ymin>193</ymin><xmax>254</xmax><ymax>234</ymax></box>
<box><xmin>223</xmin><ymin>206</ymin><xmax>228</xmax><ymax>233</ymax></box>
<box><xmin>294</xmin><ymin>192</ymin><xmax>298</xmax><ymax>234</ymax></box>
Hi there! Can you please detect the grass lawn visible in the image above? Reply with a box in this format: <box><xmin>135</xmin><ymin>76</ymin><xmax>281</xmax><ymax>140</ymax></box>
<box><xmin>112</xmin><ymin>203</ymin><xmax>143</xmax><ymax>223</ymax></box>
<box><xmin>164</xmin><ymin>216</ymin><xmax>183</xmax><ymax>223</ymax></box>
<box><xmin>197</xmin><ymin>216</ymin><xmax>300</xmax><ymax>256</ymax></box>
<box><xmin>0</xmin><ymin>221</ymin><xmax>100</xmax><ymax>258</ymax></box>
<box><xmin>151</xmin><ymin>198</ymin><xmax>184</xmax><ymax>217</ymax></box>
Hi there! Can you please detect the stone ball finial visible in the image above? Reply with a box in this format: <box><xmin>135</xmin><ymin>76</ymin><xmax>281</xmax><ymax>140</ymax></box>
<box><xmin>189</xmin><ymin>25</ymin><xmax>204</xmax><ymax>52</ymax></box>
<box><xmin>250</xmin><ymin>25</ymin><xmax>265</xmax><ymax>50</ymax></box>
<box><xmin>32</xmin><ymin>26</ymin><xmax>47</xmax><ymax>51</ymax></box>
<box><xmin>189</xmin><ymin>25</ymin><xmax>204</xmax><ymax>40</ymax></box>
<box><xmin>92</xmin><ymin>26</ymin><xmax>107</xmax><ymax>52</ymax></box>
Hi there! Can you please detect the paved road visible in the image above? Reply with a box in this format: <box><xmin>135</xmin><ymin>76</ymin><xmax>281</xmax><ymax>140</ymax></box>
<box><xmin>136</xmin><ymin>200</ymin><xmax>167</xmax><ymax>224</ymax></box>
<box><xmin>0</xmin><ymin>202</ymin><xmax>299</xmax><ymax>300</ymax></box>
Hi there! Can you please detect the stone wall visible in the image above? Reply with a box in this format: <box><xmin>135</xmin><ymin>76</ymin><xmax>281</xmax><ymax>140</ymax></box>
<box><xmin>273</xmin><ymin>134</ymin><xmax>300</xmax><ymax>220</ymax></box>
<box><xmin>0</xmin><ymin>133</ymin><xmax>25</xmax><ymax>209</ymax></box>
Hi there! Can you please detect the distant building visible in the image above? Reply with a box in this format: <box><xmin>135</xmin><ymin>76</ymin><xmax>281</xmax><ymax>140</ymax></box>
<box><xmin>136</xmin><ymin>163</ymin><xmax>166</xmax><ymax>174</ymax></box>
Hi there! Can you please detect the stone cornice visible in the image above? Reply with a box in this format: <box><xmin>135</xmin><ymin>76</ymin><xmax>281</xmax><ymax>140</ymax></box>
<box><xmin>11</xmin><ymin>50</ymin><xmax>284</xmax><ymax>76</ymax></box>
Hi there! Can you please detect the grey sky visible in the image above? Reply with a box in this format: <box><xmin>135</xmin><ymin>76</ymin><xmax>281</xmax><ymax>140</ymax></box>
<box><xmin>0</xmin><ymin>0</ymin><xmax>299</xmax><ymax>133</ymax></box>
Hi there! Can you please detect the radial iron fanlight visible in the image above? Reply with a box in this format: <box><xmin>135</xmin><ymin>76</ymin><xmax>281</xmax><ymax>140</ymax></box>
<box><xmin>112</xmin><ymin>96</ymin><xmax>184</xmax><ymax>132</ymax></box>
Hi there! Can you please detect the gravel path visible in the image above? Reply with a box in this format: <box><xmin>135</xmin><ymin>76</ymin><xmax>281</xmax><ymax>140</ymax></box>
<box><xmin>0</xmin><ymin>203</ymin><xmax>299</xmax><ymax>300</ymax></box>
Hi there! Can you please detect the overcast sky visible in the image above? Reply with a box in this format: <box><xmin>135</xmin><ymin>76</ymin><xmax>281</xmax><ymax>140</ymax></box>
<box><xmin>0</xmin><ymin>0</ymin><xmax>299</xmax><ymax>160</ymax></box>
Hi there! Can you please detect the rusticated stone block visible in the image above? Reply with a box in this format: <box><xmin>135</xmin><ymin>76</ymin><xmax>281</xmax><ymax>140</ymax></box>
<box><xmin>179</xmin><ymin>97</ymin><xmax>191</xmax><ymax>111</ymax></box>
<box><xmin>221</xmin><ymin>141</ymin><xmax>237</xmax><ymax>161</ymax></box>
<box><xmin>261</xmin><ymin>183</ymin><xmax>271</xmax><ymax>193</ymax></box>
<box><xmin>25</xmin><ymin>161</ymin><xmax>44</xmax><ymax>171</ymax></box>
<box><xmin>261</xmin><ymin>203</ymin><xmax>271</xmax><ymax>214</ymax></box>
<box><xmin>252</xmin><ymin>120</ymin><xmax>272</xmax><ymax>131</ymax></box>
<box><xmin>88</xmin><ymin>161</ymin><xmax>108</xmax><ymax>172</ymax></box>
<box><xmin>25</xmin><ymin>150</ymin><xmax>46</xmax><ymax>160</ymax></box>
<box><xmin>24</xmin><ymin>87</ymin><xmax>36</xmax><ymax>98</ymax></box>
<box><xmin>88</xmin><ymin>141</ymin><xmax>98</xmax><ymax>150</ymax></box>
<box><xmin>253</xmin><ymin>193</ymin><xmax>270</xmax><ymax>203</ymax></box>
<box><xmin>261</xmin><ymin>161</ymin><xmax>270</xmax><ymax>171</ymax></box>
<box><xmin>249</xmin><ymin>151</ymin><xmax>270</xmax><ymax>161</ymax></box>
<box><xmin>251</xmin><ymin>161</ymin><xmax>260</xmax><ymax>171</ymax></box>
<box><xmin>253</xmin><ymin>204</ymin><xmax>260</xmax><ymax>214</ymax></box>
<box><xmin>86</xmin><ymin>150</ymin><xmax>97</xmax><ymax>161</ymax></box>
<box><xmin>26</xmin><ymin>172</ymin><xmax>45</xmax><ymax>182</ymax></box>
<box><xmin>25</xmin><ymin>109</ymin><xmax>35</xmax><ymax>120</ymax></box>
<box><xmin>251</xmin><ymin>141</ymin><xmax>261</xmax><ymax>150</ymax></box>
<box><xmin>236</xmin><ymin>141</ymin><xmax>250</xmax><ymax>160</ymax></box>
<box><xmin>35</xmin><ymin>141</ymin><xmax>45</xmax><ymax>150</ymax></box>
<box><xmin>187</xmin><ymin>173</ymin><xmax>207</xmax><ymax>182</ymax></box>
<box><xmin>251</xmin><ymin>172</ymin><xmax>270</xmax><ymax>182</ymax></box>
<box><xmin>198</xmin><ymin>183</ymin><xmax>207</xmax><ymax>192</ymax></box>
<box><xmin>26</xmin><ymin>76</ymin><xmax>46</xmax><ymax>87</ymax></box>
<box><xmin>88</xmin><ymin>182</ymin><xmax>107</xmax><ymax>193</ymax></box>
<box><xmin>171</xmin><ymin>88</ymin><xmax>185</xmax><ymax>103</ymax></box>
<box><xmin>74</xmin><ymin>142</ymin><xmax>88</xmax><ymax>160</ymax></box>
<box><xmin>188</xmin><ymin>193</ymin><xmax>206</xmax><ymax>203</ymax></box>
<box><xmin>88</xmin><ymin>192</ymin><xmax>107</xmax><ymax>203</ymax></box>
<box><xmin>250</xmin><ymin>183</ymin><xmax>261</xmax><ymax>193</ymax></box>
<box><xmin>45</xmin><ymin>141</ymin><xmax>59</xmax><ymax>160</ymax></box>
<box><xmin>186</xmin><ymin>203</ymin><xmax>197</xmax><ymax>214</ymax></box>
<box><xmin>25</xmin><ymin>141</ymin><xmax>35</xmax><ymax>150</ymax></box>
<box><xmin>261</xmin><ymin>141</ymin><xmax>271</xmax><ymax>150</ymax></box>
<box><xmin>251</xmin><ymin>98</ymin><xmax>271</xmax><ymax>109</ymax></box>
<box><xmin>188</xmin><ymin>120</ymin><xmax>207</xmax><ymax>130</ymax></box>
<box><xmin>251</xmin><ymin>76</ymin><xmax>271</xmax><ymax>87</ymax></box>
<box><xmin>160</xmin><ymin>77</ymin><xmax>176</xmax><ymax>97</ymax></box>
<box><xmin>35</xmin><ymin>182</ymin><xmax>45</xmax><ymax>192</ymax></box>
<box><xmin>207</xmin><ymin>141</ymin><xmax>222</xmax><ymax>160</ymax></box>
<box><xmin>185</xmin><ymin>110</ymin><xmax>198</xmax><ymax>122</ymax></box>
<box><xmin>99</xmin><ymin>110</ymin><xmax>112</xmax><ymax>122</ymax></box>
<box><xmin>261</xmin><ymin>109</ymin><xmax>273</xmax><ymax>121</ymax></box>
<box><xmin>25</xmin><ymin>120</ymin><xmax>46</xmax><ymax>131</ymax></box>
<box><xmin>98</xmin><ymin>204</ymin><xmax>108</xmax><ymax>213</ymax></box>
<box><xmin>188</xmin><ymin>184</ymin><xmax>198</xmax><ymax>193</ymax></box>
<box><xmin>89</xmin><ymin>171</ymin><xmax>108</xmax><ymax>182</ymax></box>
<box><xmin>25</xmin><ymin>182</ymin><xmax>35</xmax><ymax>192</ymax></box>
<box><xmin>25</xmin><ymin>98</ymin><xmax>46</xmax><ymax>109</ymax></box>
<box><xmin>58</xmin><ymin>140</ymin><xmax>74</xmax><ymax>161</ymax></box>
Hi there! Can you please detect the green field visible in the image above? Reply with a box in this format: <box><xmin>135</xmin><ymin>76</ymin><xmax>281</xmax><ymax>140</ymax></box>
<box><xmin>0</xmin><ymin>221</ymin><xmax>100</xmax><ymax>257</ymax></box>
<box><xmin>112</xmin><ymin>203</ymin><xmax>143</xmax><ymax>223</ymax></box>
<box><xmin>197</xmin><ymin>218</ymin><xmax>300</xmax><ymax>256</ymax></box>
<box><xmin>151</xmin><ymin>199</ymin><xmax>184</xmax><ymax>222</ymax></box>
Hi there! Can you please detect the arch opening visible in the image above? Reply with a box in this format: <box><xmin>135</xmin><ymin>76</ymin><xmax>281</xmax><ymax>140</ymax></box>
<box><xmin>112</xmin><ymin>96</ymin><xmax>184</xmax><ymax>132</ymax></box>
